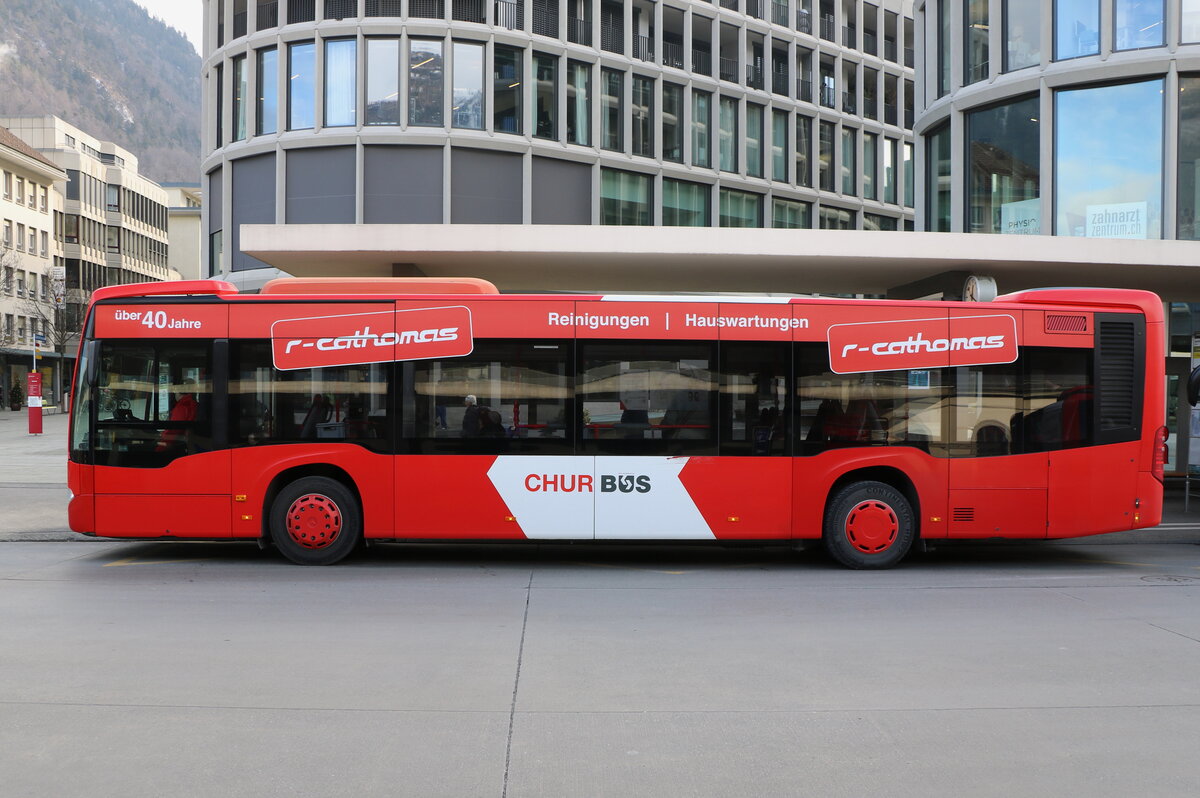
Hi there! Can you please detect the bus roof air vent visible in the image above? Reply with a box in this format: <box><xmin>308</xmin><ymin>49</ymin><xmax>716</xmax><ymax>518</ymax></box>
<box><xmin>259</xmin><ymin>277</ymin><xmax>500</xmax><ymax>296</ymax></box>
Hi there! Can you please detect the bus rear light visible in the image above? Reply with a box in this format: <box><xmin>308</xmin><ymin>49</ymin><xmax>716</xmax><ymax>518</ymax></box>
<box><xmin>1153</xmin><ymin>426</ymin><xmax>1169</xmax><ymax>483</ymax></box>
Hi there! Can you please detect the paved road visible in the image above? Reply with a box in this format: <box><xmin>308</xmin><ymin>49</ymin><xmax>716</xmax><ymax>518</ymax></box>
<box><xmin>2</xmin><ymin>539</ymin><xmax>1200</xmax><ymax>797</ymax></box>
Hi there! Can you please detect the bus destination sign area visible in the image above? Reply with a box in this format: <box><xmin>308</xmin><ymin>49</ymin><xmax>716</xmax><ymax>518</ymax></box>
<box><xmin>270</xmin><ymin>305</ymin><xmax>474</xmax><ymax>370</ymax></box>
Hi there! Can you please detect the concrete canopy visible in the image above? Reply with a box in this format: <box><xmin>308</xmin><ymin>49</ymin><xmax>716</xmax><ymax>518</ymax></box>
<box><xmin>240</xmin><ymin>224</ymin><xmax>1200</xmax><ymax>299</ymax></box>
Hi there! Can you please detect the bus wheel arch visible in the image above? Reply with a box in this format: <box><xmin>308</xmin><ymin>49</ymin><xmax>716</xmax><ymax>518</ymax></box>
<box><xmin>264</xmin><ymin>465</ymin><xmax>363</xmax><ymax>565</ymax></box>
<box><xmin>822</xmin><ymin>468</ymin><xmax>919</xmax><ymax>569</ymax></box>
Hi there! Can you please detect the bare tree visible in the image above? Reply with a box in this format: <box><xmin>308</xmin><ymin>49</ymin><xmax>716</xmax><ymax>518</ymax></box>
<box><xmin>20</xmin><ymin>267</ymin><xmax>87</xmax><ymax>406</ymax></box>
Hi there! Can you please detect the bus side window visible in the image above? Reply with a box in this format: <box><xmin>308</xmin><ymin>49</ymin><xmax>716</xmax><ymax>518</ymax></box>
<box><xmin>1016</xmin><ymin>348</ymin><xmax>1093</xmax><ymax>453</ymax></box>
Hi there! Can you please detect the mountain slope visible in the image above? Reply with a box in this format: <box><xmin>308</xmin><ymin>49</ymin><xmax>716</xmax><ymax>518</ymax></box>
<box><xmin>0</xmin><ymin>0</ymin><xmax>201</xmax><ymax>183</ymax></box>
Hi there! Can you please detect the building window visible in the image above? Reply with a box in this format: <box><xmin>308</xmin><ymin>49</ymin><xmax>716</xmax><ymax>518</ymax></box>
<box><xmin>257</xmin><ymin>47</ymin><xmax>279</xmax><ymax>134</ymax></box>
<box><xmin>772</xmin><ymin>110</ymin><xmax>788</xmax><ymax>183</ymax></box>
<box><xmin>863</xmin><ymin>132</ymin><xmax>878</xmax><ymax>201</ymax></box>
<box><xmin>864</xmin><ymin>213</ymin><xmax>898</xmax><ymax>230</ymax></box>
<box><xmin>903</xmin><ymin>141</ymin><xmax>914</xmax><ymax>207</ymax></box>
<box><xmin>1055</xmin><ymin>0</ymin><xmax>1099</xmax><ymax>59</ymax></box>
<box><xmin>841</xmin><ymin>127</ymin><xmax>856</xmax><ymax>195</ymax></box>
<box><xmin>927</xmin><ymin>123</ymin><xmax>951</xmax><ymax>231</ymax></box>
<box><xmin>601</xmin><ymin>68</ymin><xmax>623</xmax><ymax>151</ymax></box>
<box><xmin>718</xmin><ymin>96</ymin><xmax>738</xmax><ymax>172</ymax></box>
<box><xmin>231</xmin><ymin>54</ymin><xmax>248</xmax><ymax>140</ymax></box>
<box><xmin>16</xmin><ymin>178</ymin><xmax>25</xmax><ymax>205</ymax></box>
<box><xmin>410</xmin><ymin>40</ymin><xmax>445</xmax><ymax>127</ymax></box>
<box><xmin>1180</xmin><ymin>75</ymin><xmax>1200</xmax><ymax>240</ymax></box>
<box><xmin>883</xmin><ymin>137</ymin><xmax>898</xmax><ymax>205</ymax></box>
<box><xmin>819</xmin><ymin>206</ymin><xmax>856</xmax><ymax>229</ymax></box>
<box><xmin>632</xmin><ymin>75</ymin><xmax>653</xmax><ymax>158</ymax></box>
<box><xmin>796</xmin><ymin>116</ymin><xmax>812</xmax><ymax>188</ymax></box>
<box><xmin>366</xmin><ymin>38</ymin><xmax>401</xmax><ymax>125</ymax></box>
<box><xmin>1114</xmin><ymin>0</ymin><xmax>1164</xmax><ymax>50</ymax></box>
<box><xmin>965</xmin><ymin>0</ymin><xmax>989</xmax><ymax>84</ymax></box>
<box><xmin>494</xmin><ymin>45</ymin><xmax>522</xmax><ymax>135</ymax></box>
<box><xmin>40</xmin><ymin>230</ymin><xmax>48</xmax><ymax>257</ymax></box>
<box><xmin>692</xmin><ymin>90</ymin><xmax>711</xmax><ymax>168</ymax></box>
<box><xmin>209</xmin><ymin>230</ymin><xmax>222</xmax><ymax>275</ymax></box>
<box><xmin>15</xmin><ymin>224</ymin><xmax>24</xmax><ymax>252</ymax></box>
<box><xmin>1056</xmin><ymin>79</ymin><xmax>1162</xmax><ymax>238</ymax></box>
<box><xmin>967</xmin><ymin>95</ymin><xmax>1040</xmax><ymax>234</ymax></box>
<box><xmin>452</xmin><ymin>41</ymin><xmax>485</xmax><ymax>130</ymax></box>
<box><xmin>746</xmin><ymin>104</ymin><xmax>764</xmax><ymax>179</ymax></box>
<box><xmin>935</xmin><ymin>0</ymin><xmax>950</xmax><ymax>97</ymax></box>
<box><xmin>40</xmin><ymin>186</ymin><xmax>47</xmax><ymax>212</ymax></box>
<box><xmin>567</xmin><ymin>60</ymin><xmax>591</xmax><ymax>146</ymax></box>
<box><xmin>818</xmin><ymin>120</ymin><xmax>835</xmax><ymax>191</ymax></box>
<box><xmin>106</xmin><ymin>184</ymin><xmax>120</xmax><ymax>213</ymax></box>
<box><xmin>662</xmin><ymin>179</ymin><xmax>710</xmax><ymax>226</ymax></box>
<box><xmin>535</xmin><ymin>53</ymin><xmax>558</xmax><ymax>139</ymax></box>
<box><xmin>1004</xmin><ymin>0</ymin><xmax>1041</xmax><ymax>71</ymax></box>
<box><xmin>600</xmin><ymin>168</ymin><xmax>651</xmax><ymax>225</ymax></box>
<box><xmin>321</xmin><ymin>38</ymin><xmax>352</xmax><ymax>126</ymax></box>
<box><xmin>719</xmin><ymin>188</ymin><xmax>761</xmax><ymax>227</ymax></box>
<box><xmin>1186</xmin><ymin>0</ymin><xmax>1200</xmax><ymax>43</ymax></box>
<box><xmin>287</xmin><ymin>42</ymin><xmax>316</xmax><ymax>130</ymax></box>
<box><xmin>661</xmin><ymin>83</ymin><xmax>682</xmax><ymax>162</ymax></box>
<box><xmin>2</xmin><ymin>171</ymin><xmax>9</xmax><ymax>200</ymax></box>
<box><xmin>772</xmin><ymin>198</ymin><xmax>810</xmax><ymax>228</ymax></box>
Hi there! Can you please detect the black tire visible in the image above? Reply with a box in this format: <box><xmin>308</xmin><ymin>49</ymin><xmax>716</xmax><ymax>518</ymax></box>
<box><xmin>269</xmin><ymin>476</ymin><xmax>361</xmax><ymax>565</ymax></box>
<box><xmin>822</xmin><ymin>480</ymin><xmax>915</xmax><ymax>569</ymax></box>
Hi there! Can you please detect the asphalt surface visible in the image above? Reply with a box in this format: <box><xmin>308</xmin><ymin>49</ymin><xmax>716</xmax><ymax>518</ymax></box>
<box><xmin>3</xmin><ymin>408</ymin><xmax>1199</xmax><ymax>796</ymax></box>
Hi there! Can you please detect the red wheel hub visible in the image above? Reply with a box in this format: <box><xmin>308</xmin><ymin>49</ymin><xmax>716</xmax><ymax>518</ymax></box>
<box><xmin>285</xmin><ymin>493</ymin><xmax>342</xmax><ymax>549</ymax></box>
<box><xmin>844</xmin><ymin>500</ymin><xmax>898</xmax><ymax>554</ymax></box>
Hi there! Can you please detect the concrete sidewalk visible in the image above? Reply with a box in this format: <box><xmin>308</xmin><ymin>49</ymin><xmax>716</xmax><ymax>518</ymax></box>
<box><xmin>0</xmin><ymin>410</ymin><xmax>1197</xmax><ymax>544</ymax></box>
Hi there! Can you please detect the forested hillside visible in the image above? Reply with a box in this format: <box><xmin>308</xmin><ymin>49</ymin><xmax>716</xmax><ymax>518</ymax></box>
<box><xmin>0</xmin><ymin>0</ymin><xmax>201</xmax><ymax>182</ymax></box>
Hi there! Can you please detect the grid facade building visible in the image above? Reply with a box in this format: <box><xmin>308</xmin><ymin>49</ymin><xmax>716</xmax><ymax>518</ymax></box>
<box><xmin>202</xmin><ymin>0</ymin><xmax>917</xmax><ymax>274</ymax></box>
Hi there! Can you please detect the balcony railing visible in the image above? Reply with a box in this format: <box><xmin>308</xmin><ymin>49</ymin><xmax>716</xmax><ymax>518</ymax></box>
<box><xmin>771</xmin><ymin>69</ymin><xmax>789</xmax><ymax>95</ymax></box>
<box><xmin>720</xmin><ymin>0</ymin><xmax>738</xmax><ymax>9</ymax></box>
<box><xmin>257</xmin><ymin>0</ymin><xmax>278</xmax><ymax>28</ymax></box>
<box><xmin>692</xmin><ymin>48</ymin><xmax>712</xmax><ymax>75</ymax></box>
<box><xmin>905</xmin><ymin>108</ymin><xmax>914</xmax><ymax>128</ymax></box>
<box><xmin>662</xmin><ymin>41</ymin><xmax>684</xmax><ymax>70</ymax></box>
<box><xmin>746</xmin><ymin>64</ymin><xmax>763</xmax><ymax>89</ymax></box>
<box><xmin>746</xmin><ymin>0</ymin><xmax>762</xmax><ymax>19</ymax></box>
<box><xmin>567</xmin><ymin>16</ymin><xmax>591</xmax><ymax>45</ymax></box>
<box><xmin>842</xmin><ymin>25</ymin><xmax>855</xmax><ymax>48</ymax></box>
<box><xmin>288</xmin><ymin>0</ymin><xmax>316</xmax><ymax>23</ymax></box>
<box><xmin>820</xmin><ymin>14</ymin><xmax>835</xmax><ymax>41</ymax></box>
<box><xmin>534</xmin><ymin>6</ymin><xmax>558</xmax><ymax>37</ymax></box>
<box><xmin>601</xmin><ymin>22</ymin><xmax>623</xmax><ymax>53</ymax></box>
<box><xmin>965</xmin><ymin>62</ymin><xmax>988</xmax><ymax>83</ymax></box>
<box><xmin>863</xmin><ymin>30</ymin><xmax>877</xmax><ymax>55</ymax></box>
<box><xmin>324</xmin><ymin>0</ymin><xmax>357</xmax><ymax>19</ymax></box>
<box><xmin>409</xmin><ymin>0</ymin><xmax>444</xmax><ymax>18</ymax></box>
<box><xmin>452</xmin><ymin>0</ymin><xmax>485</xmax><ymax>23</ymax></box>
<box><xmin>883</xmin><ymin>103</ymin><xmax>897</xmax><ymax>125</ymax></box>
<box><xmin>862</xmin><ymin>96</ymin><xmax>877</xmax><ymax>119</ymax></box>
<box><xmin>365</xmin><ymin>0</ymin><xmax>404</xmax><ymax>15</ymax></box>
<box><xmin>772</xmin><ymin>2</ymin><xmax>789</xmax><ymax>26</ymax></box>
<box><xmin>719</xmin><ymin>56</ymin><xmax>738</xmax><ymax>83</ymax></box>
<box><xmin>635</xmin><ymin>35</ymin><xmax>654</xmax><ymax>62</ymax></box>
<box><xmin>905</xmin><ymin>47</ymin><xmax>915</xmax><ymax>67</ymax></box>
<box><xmin>842</xmin><ymin>91</ymin><xmax>856</xmax><ymax>114</ymax></box>
<box><xmin>883</xmin><ymin>38</ymin><xmax>897</xmax><ymax>62</ymax></box>
<box><xmin>797</xmin><ymin>9</ymin><xmax>811</xmax><ymax>34</ymax></box>
<box><xmin>820</xmin><ymin>84</ymin><xmax>836</xmax><ymax>107</ymax></box>
<box><xmin>233</xmin><ymin>11</ymin><xmax>247</xmax><ymax>38</ymax></box>
<box><xmin>495</xmin><ymin>0</ymin><xmax>523</xmax><ymax>29</ymax></box>
<box><xmin>796</xmin><ymin>78</ymin><xmax>811</xmax><ymax>102</ymax></box>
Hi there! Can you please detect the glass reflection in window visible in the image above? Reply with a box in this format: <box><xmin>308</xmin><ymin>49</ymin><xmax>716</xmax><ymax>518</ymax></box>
<box><xmin>1114</xmin><ymin>0</ymin><xmax>1164</xmax><ymax>51</ymax></box>
<box><xmin>1055</xmin><ymin>79</ymin><xmax>1162</xmax><ymax>239</ymax></box>
<box><xmin>232</xmin><ymin>55</ymin><xmax>247</xmax><ymax>140</ymax></box>
<box><xmin>287</xmin><ymin>42</ymin><xmax>315</xmax><ymax>130</ymax></box>
<box><xmin>719</xmin><ymin>96</ymin><xmax>738</xmax><ymax>172</ymax></box>
<box><xmin>772</xmin><ymin>198</ymin><xmax>810</xmax><ymax>228</ymax></box>
<box><xmin>841</xmin><ymin>127</ymin><xmax>856</xmax><ymax>195</ymax></box>
<box><xmin>772</xmin><ymin>109</ymin><xmax>788</xmax><ymax>182</ymax></box>
<box><xmin>965</xmin><ymin>0</ymin><xmax>988</xmax><ymax>84</ymax></box>
<box><xmin>661</xmin><ymin>83</ymin><xmax>682</xmax><ymax>162</ymax></box>
<box><xmin>796</xmin><ymin>115</ymin><xmax>812</xmax><ymax>187</ymax></box>
<box><xmin>324</xmin><ymin>39</ymin><xmax>356</xmax><ymax>127</ymax></box>
<box><xmin>1178</xmin><ymin>75</ymin><xmax>1200</xmax><ymax>240</ymax></box>
<box><xmin>1003</xmin><ymin>0</ymin><xmax>1040</xmax><ymax>71</ymax></box>
<box><xmin>926</xmin><ymin>124</ymin><xmax>951</xmax><ymax>231</ymax></box>
<box><xmin>662</xmin><ymin>179</ymin><xmax>709</xmax><ymax>227</ymax></box>
<box><xmin>366</xmin><ymin>38</ymin><xmax>401</xmax><ymax>125</ymax></box>
<box><xmin>1186</xmin><ymin>0</ymin><xmax>1200</xmax><ymax>43</ymax></box>
<box><xmin>631</xmin><ymin>75</ymin><xmax>652</xmax><ymax>158</ymax></box>
<box><xmin>967</xmin><ymin>95</ymin><xmax>1039</xmax><ymax>234</ymax></box>
<box><xmin>818</xmin><ymin>120</ymin><xmax>834</xmax><ymax>191</ymax></box>
<box><xmin>494</xmin><ymin>45</ymin><xmax>522</xmax><ymax>134</ymax></box>
<box><xmin>409</xmin><ymin>40</ymin><xmax>444</xmax><ymax>127</ymax></box>
<box><xmin>535</xmin><ymin>53</ymin><xmax>557</xmax><ymax>140</ymax></box>
<box><xmin>719</xmin><ymin>188</ymin><xmax>761</xmax><ymax>227</ymax></box>
<box><xmin>1055</xmin><ymin>0</ymin><xmax>1099</xmax><ymax>59</ymax></box>
<box><xmin>747</xmin><ymin>104</ymin><xmax>764</xmax><ymax>178</ymax></box>
<box><xmin>567</xmin><ymin>60</ymin><xmax>590</xmax><ymax>145</ymax></box>
<box><xmin>600</xmin><ymin>168</ymin><xmax>651</xmax><ymax>225</ymax></box>
<box><xmin>601</xmin><ymin>68</ymin><xmax>623</xmax><ymax>151</ymax></box>
<box><xmin>452</xmin><ymin>42</ymin><xmax>484</xmax><ymax>130</ymax></box>
<box><xmin>692</xmin><ymin>90</ymin><xmax>711</xmax><ymax>167</ymax></box>
<box><xmin>257</xmin><ymin>47</ymin><xmax>278</xmax><ymax>135</ymax></box>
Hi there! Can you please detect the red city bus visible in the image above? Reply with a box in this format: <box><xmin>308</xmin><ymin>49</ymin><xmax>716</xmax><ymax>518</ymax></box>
<box><xmin>67</xmin><ymin>278</ymin><xmax>1168</xmax><ymax>568</ymax></box>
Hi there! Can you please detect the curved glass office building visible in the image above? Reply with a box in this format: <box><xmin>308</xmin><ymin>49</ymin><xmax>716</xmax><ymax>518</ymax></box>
<box><xmin>202</xmin><ymin>0</ymin><xmax>916</xmax><ymax>273</ymax></box>
<box><xmin>915</xmin><ymin>0</ymin><xmax>1200</xmax><ymax>241</ymax></box>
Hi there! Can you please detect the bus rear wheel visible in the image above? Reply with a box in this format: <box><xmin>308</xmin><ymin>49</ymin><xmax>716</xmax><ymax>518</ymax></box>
<box><xmin>269</xmin><ymin>476</ymin><xmax>361</xmax><ymax>566</ymax></box>
<box><xmin>823</xmin><ymin>481</ymin><xmax>915</xmax><ymax>569</ymax></box>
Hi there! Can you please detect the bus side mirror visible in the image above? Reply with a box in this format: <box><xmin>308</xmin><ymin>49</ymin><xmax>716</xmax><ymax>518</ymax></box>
<box><xmin>1188</xmin><ymin>366</ymin><xmax>1200</xmax><ymax>407</ymax></box>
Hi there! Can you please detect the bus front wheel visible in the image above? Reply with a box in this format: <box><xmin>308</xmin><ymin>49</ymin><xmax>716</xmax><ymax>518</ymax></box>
<box><xmin>269</xmin><ymin>477</ymin><xmax>361</xmax><ymax>566</ymax></box>
<box><xmin>823</xmin><ymin>481</ymin><xmax>915</xmax><ymax>569</ymax></box>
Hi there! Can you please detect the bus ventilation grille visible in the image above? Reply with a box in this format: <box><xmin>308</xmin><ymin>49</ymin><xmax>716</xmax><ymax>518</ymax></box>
<box><xmin>952</xmin><ymin>508</ymin><xmax>975</xmax><ymax>522</ymax></box>
<box><xmin>1045</xmin><ymin>314</ymin><xmax>1088</xmax><ymax>333</ymax></box>
<box><xmin>1097</xmin><ymin>320</ymin><xmax>1137</xmax><ymax>431</ymax></box>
